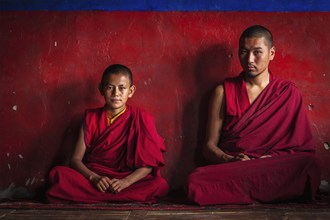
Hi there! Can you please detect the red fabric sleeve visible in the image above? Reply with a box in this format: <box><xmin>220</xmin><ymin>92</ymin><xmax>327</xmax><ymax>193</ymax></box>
<box><xmin>126</xmin><ymin>108</ymin><xmax>166</xmax><ymax>175</ymax></box>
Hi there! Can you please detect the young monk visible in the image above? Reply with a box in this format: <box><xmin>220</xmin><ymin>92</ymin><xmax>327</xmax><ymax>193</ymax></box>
<box><xmin>47</xmin><ymin>64</ymin><xmax>169</xmax><ymax>203</ymax></box>
<box><xmin>187</xmin><ymin>25</ymin><xmax>321</xmax><ymax>205</ymax></box>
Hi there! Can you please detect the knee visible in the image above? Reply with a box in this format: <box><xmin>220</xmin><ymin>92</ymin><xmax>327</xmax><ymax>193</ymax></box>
<box><xmin>187</xmin><ymin>168</ymin><xmax>201</xmax><ymax>185</ymax></box>
<box><xmin>295</xmin><ymin>153</ymin><xmax>320</xmax><ymax>170</ymax></box>
<box><xmin>155</xmin><ymin>176</ymin><xmax>169</xmax><ymax>190</ymax></box>
<box><xmin>48</xmin><ymin>166</ymin><xmax>71</xmax><ymax>183</ymax></box>
<box><xmin>149</xmin><ymin>176</ymin><xmax>169</xmax><ymax>196</ymax></box>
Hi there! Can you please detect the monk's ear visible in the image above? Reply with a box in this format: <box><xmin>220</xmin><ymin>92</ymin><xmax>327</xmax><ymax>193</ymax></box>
<box><xmin>98</xmin><ymin>83</ymin><xmax>104</xmax><ymax>96</ymax></box>
<box><xmin>128</xmin><ymin>85</ymin><xmax>136</xmax><ymax>98</ymax></box>
<box><xmin>269</xmin><ymin>46</ymin><xmax>275</xmax><ymax>60</ymax></box>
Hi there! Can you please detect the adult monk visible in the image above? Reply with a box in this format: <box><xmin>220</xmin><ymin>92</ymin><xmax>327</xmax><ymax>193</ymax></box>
<box><xmin>187</xmin><ymin>25</ymin><xmax>320</xmax><ymax>205</ymax></box>
<box><xmin>47</xmin><ymin>64</ymin><xmax>169</xmax><ymax>203</ymax></box>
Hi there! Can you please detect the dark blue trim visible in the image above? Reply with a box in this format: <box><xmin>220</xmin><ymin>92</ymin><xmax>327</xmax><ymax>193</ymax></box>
<box><xmin>1</xmin><ymin>0</ymin><xmax>330</xmax><ymax>12</ymax></box>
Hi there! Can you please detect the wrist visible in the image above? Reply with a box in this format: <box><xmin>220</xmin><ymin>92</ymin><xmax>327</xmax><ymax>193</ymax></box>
<box><xmin>221</xmin><ymin>153</ymin><xmax>233</xmax><ymax>162</ymax></box>
<box><xmin>88</xmin><ymin>174</ymin><xmax>99</xmax><ymax>183</ymax></box>
<box><xmin>122</xmin><ymin>177</ymin><xmax>132</xmax><ymax>187</ymax></box>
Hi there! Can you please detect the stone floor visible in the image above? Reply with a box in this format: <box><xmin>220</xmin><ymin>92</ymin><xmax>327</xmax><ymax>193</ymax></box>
<box><xmin>1</xmin><ymin>207</ymin><xmax>330</xmax><ymax>220</ymax></box>
<box><xmin>1</xmin><ymin>191</ymin><xmax>329</xmax><ymax>220</ymax></box>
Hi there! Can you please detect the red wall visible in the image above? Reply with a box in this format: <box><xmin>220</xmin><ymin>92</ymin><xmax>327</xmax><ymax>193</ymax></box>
<box><xmin>1</xmin><ymin>11</ymin><xmax>329</xmax><ymax>199</ymax></box>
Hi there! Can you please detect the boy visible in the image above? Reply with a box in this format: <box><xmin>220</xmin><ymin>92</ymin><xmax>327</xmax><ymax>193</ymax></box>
<box><xmin>47</xmin><ymin>64</ymin><xmax>169</xmax><ymax>203</ymax></box>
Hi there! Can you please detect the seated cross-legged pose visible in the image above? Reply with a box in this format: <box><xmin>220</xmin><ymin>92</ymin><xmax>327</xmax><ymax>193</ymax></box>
<box><xmin>47</xmin><ymin>64</ymin><xmax>169</xmax><ymax>203</ymax></box>
<box><xmin>187</xmin><ymin>25</ymin><xmax>320</xmax><ymax>205</ymax></box>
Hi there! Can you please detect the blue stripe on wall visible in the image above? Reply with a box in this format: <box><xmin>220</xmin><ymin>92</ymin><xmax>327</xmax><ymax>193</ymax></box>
<box><xmin>1</xmin><ymin>0</ymin><xmax>330</xmax><ymax>12</ymax></box>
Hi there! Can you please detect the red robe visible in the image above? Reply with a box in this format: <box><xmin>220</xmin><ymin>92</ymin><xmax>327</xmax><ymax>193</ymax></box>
<box><xmin>47</xmin><ymin>105</ymin><xmax>169</xmax><ymax>203</ymax></box>
<box><xmin>187</xmin><ymin>73</ymin><xmax>320</xmax><ymax>205</ymax></box>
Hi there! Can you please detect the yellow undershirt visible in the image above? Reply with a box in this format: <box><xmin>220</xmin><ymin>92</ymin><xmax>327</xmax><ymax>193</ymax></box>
<box><xmin>107</xmin><ymin>107</ymin><xmax>126</xmax><ymax>125</ymax></box>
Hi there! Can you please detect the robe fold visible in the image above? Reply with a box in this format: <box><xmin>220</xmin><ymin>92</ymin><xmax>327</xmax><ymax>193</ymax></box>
<box><xmin>187</xmin><ymin>73</ymin><xmax>320</xmax><ymax>205</ymax></box>
<box><xmin>47</xmin><ymin>105</ymin><xmax>169</xmax><ymax>203</ymax></box>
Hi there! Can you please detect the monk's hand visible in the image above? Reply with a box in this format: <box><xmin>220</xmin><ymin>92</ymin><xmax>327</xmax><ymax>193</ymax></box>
<box><xmin>260</xmin><ymin>155</ymin><xmax>272</xmax><ymax>159</ymax></box>
<box><xmin>89</xmin><ymin>175</ymin><xmax>111</xmax><ymax>193</ymax></box>
<box><xmin>108</xmin><ymin>178</ymin><xmax>130</xmax><ymax>194</ymax></box>
<box><xmin>234</xmin><ymin>153</ymin><xmax>251</xmax><ymax>161</ymax></box>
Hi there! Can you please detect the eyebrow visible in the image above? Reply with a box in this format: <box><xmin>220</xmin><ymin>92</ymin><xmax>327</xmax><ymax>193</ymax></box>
<box><xmin>103</xmin><ymin>83</ymin><xmax>127</xmax><ymax>87</ymax></box>
<box><xmin>239</xmin><ymin>46</ymin><xmax>263</xmax><ymax>50</ymax></box>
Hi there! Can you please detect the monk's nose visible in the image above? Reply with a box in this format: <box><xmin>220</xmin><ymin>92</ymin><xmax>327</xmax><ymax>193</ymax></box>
<box><xmin>247</xmin><ymin>53</ymin><xmax>255</xmax><ymax>63</ymax></box>
<box><xmin>112</xmin><ymin>87</ymin><xmax>119</xmax><ymax>95</ymax></box>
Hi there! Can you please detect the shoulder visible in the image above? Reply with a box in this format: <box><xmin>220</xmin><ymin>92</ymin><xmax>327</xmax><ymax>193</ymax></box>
<box><xmin>268</xmin><ymin>77</ymin><xmax>303</xmax><ymax>105</ymax></box>
<box><xmin>127</xmin><ymin>105</ymin><xmax>154</xmax><ymax>119</ymax></box>
<box><xmin>223</xmin><ymin>75</ymin><xmax>241</xmax><ymax>85</ymax></box>
<box><xmin>222</xmin><ymin>75</ymin><xmax>242</xmax><ymax>93</ymax></box>
<box><xmin>127</xmin><ymin>105</ymin><xmax>158</xmax><ymax>130</ymax></box>
<box><xmin>213</xmin><ymin>84</ymin><xmax>224</xmax><ymax>97</ymax></box>
<box><xmin>84</xmin><ymin>106</ymin><xmax>105</xmax><ymax>123</ymax></box>
<box><xmin>209</xmin><ymin>85</ymin><xmax>225</xmax><ymax>109</ymax></box>
<box><xmin>272</xmin><ymin>77</ymin><xmax>300</xmax><ymax>94</ymax></box>
<box><xmin>85</xmin><ymin>106</ymin><xmax>104</xmax><ymax>116</ymax></box>
<box><xmin>272</xmin><ymin>77</ymin><xmax>294</xmax><ymax>85</ymax></box>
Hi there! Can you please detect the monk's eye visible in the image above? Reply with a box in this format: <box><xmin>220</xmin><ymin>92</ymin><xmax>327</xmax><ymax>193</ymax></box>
<box><xmin>119</xmin><ymin>86</ymin><xmax>126</xmax><ymax>92</ymax></box>
<box><xmin>105</xmin><ymin>85</ymin><xmax>114</xmax><ymax>91</ymax></box>
<box><xmin>239</xmin><ymin>50</ymin><xmax>247</xmax><ymax>55</ymax></box>
<box><xmin>254</xmin><ymin>51</ymin><xmax>262</xmax><ymax>55</ymax></box>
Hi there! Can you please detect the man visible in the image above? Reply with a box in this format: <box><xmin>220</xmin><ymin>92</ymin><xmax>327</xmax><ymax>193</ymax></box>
<box><xmin>47</xmin><ymin>64</ymin><xmax>169</xmax><ymax>203</ymax></box>
<box><xmin>187</xmin><ymin>25</ymin><xmax>320</xmax><ymax>205</ymax></box>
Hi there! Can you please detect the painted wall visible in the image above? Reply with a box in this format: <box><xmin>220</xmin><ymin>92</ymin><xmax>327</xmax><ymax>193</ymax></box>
<box><xmin>1</xmin><ymin>1</ymin><xmax>330</xmax><ymax>199</ymax></box>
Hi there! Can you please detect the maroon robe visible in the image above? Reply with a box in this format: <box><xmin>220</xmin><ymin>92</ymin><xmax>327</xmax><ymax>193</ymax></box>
<box><xmin>187</xmin><ymin>73</ymin><xmax>320</xmax><ymax>205</ymax></box>
<box><xmin>47</xmin><ymin>105</ymin><xmax>169</xmax><ymax>203</ymax></box>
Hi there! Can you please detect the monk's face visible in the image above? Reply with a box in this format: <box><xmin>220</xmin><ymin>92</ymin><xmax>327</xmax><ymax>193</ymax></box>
<box><xmin>239</xmin><ymin>36</ymin><xmax>275</xmax><ymax>78</ymax></box>
<box><xmin>100</xmin><ymin>73</ymin><xmax>136</xmax><ymax>114</ymax></box>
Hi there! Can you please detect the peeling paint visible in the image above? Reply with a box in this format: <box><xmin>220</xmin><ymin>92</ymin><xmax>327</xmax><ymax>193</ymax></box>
<box><xmin>7</xmin><ymin>164</ymin><xmax>11</xmax><ymax>170</ymax></box>
<box><xmin>12</xmin><ymin>105</ymin><xmax>17</xmax><ymax>111</ymax></box>
<box><xmin>320</xmin><ymin>180</ymin><xmax>330</xmax><ymax>192</ymax></box>
<box><xmin>324</xmin><ymin>142</ymin><xmax>330</xmax><ymax>150</ymax></box>
<box><xmin>144</xmin><ymin>78</ymin><xmax>152</xmax><ymax>86</ymax></box>
<box><xmin>18</xmin><ymin>154</ymin><xmax>24</xmax><ymax>159</ymax></box>
<box><xmin>54</xmin><ymin>41</ymin><xmax>57</xmax><ymax>47</ymax></box>
<box><xmin>321</xmin><ymin>180</ymin><xmax>328</xmax><ymax>185</ymax></box>
<box><xmin>31</xmin><ymin>177</ymin><xmax>36</xmax><ymax>185</ymax></box>
<box><xmin>6</xmin><ymin>153</ymin><xmax>10</xmax><ymax>157</ymax></box>
<box><xmin>0</xmin><ymin>183</ymin><xmax>34</xmax><ymax>200</ymax></box>
<box><xmin>25</xmin><ymin>177</ymin><xmax>40</xmax><ymax>186</ymax></box>
<box><xmin>308</xmin><ymin>104</ymin><xmax>314</xmax><ymax>111</ymax></box>
<box><xmin>25</xmin><ymin>178</ymin><xmax>30</xmax><ymax>186</ymax></box>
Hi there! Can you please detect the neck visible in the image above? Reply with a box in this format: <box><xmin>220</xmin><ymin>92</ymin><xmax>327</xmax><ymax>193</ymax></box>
<box><xmin>244</xmin><ymin>71</ymin><xmax>270</xmax><ymax>89</ymax></box>
<box><xmin>107</xmin><ymin>105</ymin><xmax>126</xmax><ymax>116</ymax></box>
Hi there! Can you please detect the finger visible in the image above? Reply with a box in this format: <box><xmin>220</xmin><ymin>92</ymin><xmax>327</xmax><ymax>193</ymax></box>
<box><xmin>108</xmin><ymin>182</ymin><xmax>117</xmax><ymax>193</ymax></box>
<box><xmin>110</xmin><ymin>183</ymin><xmax>120</xmax><ymax>193</ymax></box>
<box><xmin>113</xmin><ymin>184</ymin><xmax>122</xmax><ymax>193</ymax></box>
<box><xmin>96</xmin><ymin>184</ymin><xmax>105</xmax><ymax>192</ymax></box>
<box><xmin>100</xmin><ymin>178</ymin><xmax>110</xmax><ymax>189</ymax></box>
<box><xmin>108</xmin><ymin>186</ymin><xmax>115</xmax><ymax>193</ymax></box>
<box><xmin>98</xmin><ymin>181</ymin><xmax>108</xmax><ymax>192</ymax></box>
<box><xmin>110</xmin><ymin>179</ymin><xmax>120</xmax><ymax>188</ymax></box>
<box><xmin>109</xmin><ymin>178</ymin><xmax>118</xmax><ymax>184</ymax></box>
<box><xmin>111</xmin><ymin>180</ymin><xmax>125</xmax><ymax>193</ymax></box>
